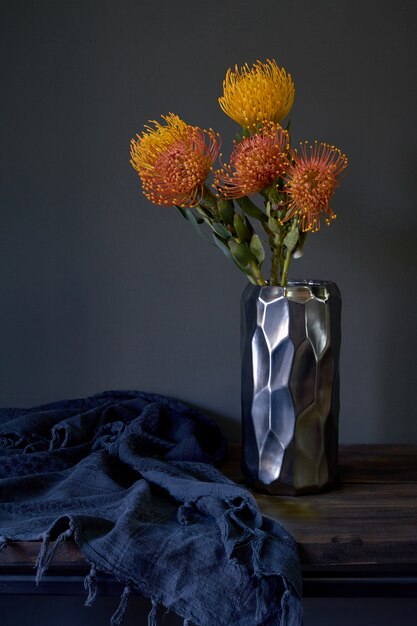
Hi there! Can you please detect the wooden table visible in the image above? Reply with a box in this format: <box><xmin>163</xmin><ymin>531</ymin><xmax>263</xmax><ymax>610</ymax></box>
<box><xmin>224</xmin><ymin>444</ymin><xmax>417</xmax><ymax>597</ymax></box>
<box><xmin>1</xmin><ymin>445</ymin><xmax>417</xmax><ymax>598</ymax></box>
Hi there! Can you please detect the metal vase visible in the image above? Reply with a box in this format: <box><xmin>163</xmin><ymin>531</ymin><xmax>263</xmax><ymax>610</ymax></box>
<box><xmin>240</xmin><ymin>280</ymin><xmax>341</xmax><ymax>495</ymax></box>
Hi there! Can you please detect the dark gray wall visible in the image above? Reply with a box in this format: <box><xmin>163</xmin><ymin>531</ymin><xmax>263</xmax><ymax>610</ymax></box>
<box><xmin>1</xmin><ymin>0</ymin><xmax>417</xmax><ymax>443</ymax></box>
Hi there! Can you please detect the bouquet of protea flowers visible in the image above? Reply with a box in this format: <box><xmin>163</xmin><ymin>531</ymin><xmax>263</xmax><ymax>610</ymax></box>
<box><xmin>130</xmin><ymin>59</ymin><xmax>348</xmax><ymax>287</ymax></box>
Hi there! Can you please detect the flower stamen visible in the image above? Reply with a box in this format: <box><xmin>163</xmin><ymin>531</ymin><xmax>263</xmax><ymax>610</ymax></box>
<box><xmin>130</xmin><ymin>115</ymin><xmax>220</xmax><ymax>207</ymax></box>
<box><xmin>214</xmin><ymin>121</ymin><xmax>289</xmax><ymax>198</ymax></box>
<box><xmin>282</xmin><ymin>141</ymin><xmax>348</xmax><ymax>232</ymax></box>
<box><xmin>219</xmin><ymin>59</ymin><xmax>295</xmax><ymax>131</ymax></box>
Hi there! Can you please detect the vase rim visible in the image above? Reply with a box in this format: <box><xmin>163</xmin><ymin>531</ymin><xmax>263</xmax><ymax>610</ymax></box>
<box><xmin>285</xmin><ymin>279</ymin><xmax>335</xmax><ymax>287</ymax></box>
<box><xmin>246</xmin><ymin>279</ymin><xmax>338</xmax><ymax>289</ymax></box>
<box><xmin>242</xmin><ymin>279</ymin><xmax>341</xmax><ymax>302</ymax></box>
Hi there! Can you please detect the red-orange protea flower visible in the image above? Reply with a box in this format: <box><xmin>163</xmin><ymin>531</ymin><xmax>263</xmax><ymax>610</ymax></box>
<box><xmin>214</xmin><ymin>122</ymin><xmax>290</xmax><ymax>199</ymax></box>
<box><xmin>130</xmin><ymin>114</ymin><xmax>220</xmax><ymax>207</ymax></box>
<box><xmin>282</xmin><ymin>141</ymin><xmax>348</xmax><ymax>232</ymax></box>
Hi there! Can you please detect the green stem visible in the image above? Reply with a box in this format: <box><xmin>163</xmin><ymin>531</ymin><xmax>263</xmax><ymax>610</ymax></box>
<box><xmin>270</xmin><ymin>235</ymin><xmax>282</xmax><ymax>286</ymax></box>
<box><xmin>280</xmin><ymin>219</ymin><xmax>299</xmax><ymax>287</ymax></box>
<box><xmin>281</xmin><ymin>249</ymin><xmax>292</xmax><ymax>288</ymax></box>
<box><xmin>249</xmin><ymin>261</ymin><xmax>267</xmax><ymax>286</ymax></box>
<box><xmin>200</xmin><ymin>185</ymin><xmax>218</xmax><ymax>215</ymax></box>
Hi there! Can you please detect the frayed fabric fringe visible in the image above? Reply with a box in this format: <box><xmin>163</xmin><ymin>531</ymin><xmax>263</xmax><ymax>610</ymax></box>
<box><xmin>30</xmin><ymin>523</ymin><xmax>162</xmax><ymax>626</ymax></box>
<box><xmin>49</xmin><ymin>424</ymin><xmax>69</xmax><ymax>450</ymax></box>
<box><xmin>84</xmin><ymin>563</ymin><xmax>98</xmax><ymax>607</ymax></box>
<box><xmin>147</xmin><ymin>598</ymin><xmax>158</xmax><ymax>626</ymax></box>
<box><xmin>280</xmin><ymin>586</ymin><xmax>304</xmax><ymax>626</ymax></box>
<box><xmin>0</xmin><ymin>536</ymin><xmax>7</xmax><ymax>552</ymax></box>
<box><xmin>110</xmin><ymin>584</ymin><xmax>131</xmax><ymax>626</ymax></box>
<box><xmin>34</xmin><ymin>523</ymin><xmax>73</xmax><ymax>585</ymax></box>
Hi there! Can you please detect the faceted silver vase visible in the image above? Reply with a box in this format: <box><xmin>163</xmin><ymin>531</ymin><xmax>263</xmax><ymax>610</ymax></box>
<box><xmin>241</xmin><ymin>280</ymin><xmax>341</xmax><ymax>495</ymax></box>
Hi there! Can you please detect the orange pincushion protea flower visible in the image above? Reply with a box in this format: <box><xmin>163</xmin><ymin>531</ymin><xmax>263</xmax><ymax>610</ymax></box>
<box><xmin>219</xmin><ymin>59</ymin><xmax>295</xmax><ymax>130</ymax></box>
<box><xmin>130</xmin><ymin>114</ymin><xmax>220</xmax><ymax>207</ymax></box>
<box><xmin>283</xmin><ymin>141</ymin><xmax>348</xmax><ymax>232</ymax></box>
<box><xmin>214</xmin><ymin>122</ymin><xmax>290</xmax><ymax>199</ymax></box>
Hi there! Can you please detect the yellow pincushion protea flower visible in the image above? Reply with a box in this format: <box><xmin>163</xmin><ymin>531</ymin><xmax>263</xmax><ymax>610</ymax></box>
<box><xmin>219</xmin><ymin>59</ymin><xmax>295</xmax><ymax>131</ymax></box>
<box><xmin>130</xmin><ymin>114</ymin><xmax>220</xmax><ymax>207</ymax></box>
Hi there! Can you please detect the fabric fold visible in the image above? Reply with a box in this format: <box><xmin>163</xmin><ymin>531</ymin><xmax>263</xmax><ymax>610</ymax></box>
<box><xmin>0</xmin><ymin>390</ymin><xmax>302</xmax><ymax>625</ymax></box>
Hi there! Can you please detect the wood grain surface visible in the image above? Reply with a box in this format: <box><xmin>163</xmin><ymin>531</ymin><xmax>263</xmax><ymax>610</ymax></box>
<box><xmin>224</xmin><ymin>444</ymin><xmax>417</xmax><ymax>568</ymax></box>
<box><xmin>1</xmin><ymin>445</ymin><xmax>417</xmax><ymax>572</ymax></box>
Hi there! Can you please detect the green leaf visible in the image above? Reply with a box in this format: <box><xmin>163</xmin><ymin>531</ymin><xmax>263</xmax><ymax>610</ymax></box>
<box><xmin>267</xmin><ymin>184</ymin><xmax>286</xmax><ymax>204</ymax></box>
<box><xmin>185</xmin><ymin>208</ymin><xmax>208</xmax><ymax>241</ymax></box>
<box><xmin>176</xmin><ymin>205</ymin><xmax>189</xmax><ymax>220</ymax></box>
<box><xmin>185</xmin><ymin>208</ymin><xmax>204</xmax><ymax>224</ymax></box>
<box><xmin>264</xmin><ymin>184</ymin><xmax>280</xmax><ymax>205</ymax></box>
<box><xmin>293</xmin><ymin>231</ymin><xmax>308</xmax><ymax>259</ymax></box>
<box><xmin>228</xmin><ymin>240</ymin><xmax>253</xmax><ymax>268</ymax></box>
<box><xmin>194</xmin><ymin>204</ymin><xmax>212</xmax><ymax>220</ymax></box>
<box><xmin>212</xmin><ymin>234</ymin><xmax>254</xmax><ymax>278</ymax></box>
<box><xmin>212</xmin><ymin>233</ymin><xmax>233</xmax><ymax>258</ymax></box>
<box><xmin>283</xmin><ymin>225</ymin><xmax>299</xmax><ymax>253</ymax></box>
<box><xmin>210</xmin><ymin>221</ymin><xmax>232</xmax><ymax>239</ymax></box>
<box><xmin>218</xmin><ymin>199</ymin><xmax>235</xmax><ymax>225</ymax></box>
<box><xmin>233</xmin><ymin>213</ymin><xmax>251</xmax><ymax>243</ymax></box>
<box><xmin>199</xmin><ymin>193</ymin><xmax>217</xmax><ymax>214</ymax></box>
<box><xmin>237</xmin><ymin>196</ymin><xmax>266</xmax><ymax>221</ymax></box>
<box><xmin>249</xmin><ymin>234</ymin><xmax>265</xmax><ymax>264</ymax></box>
<box><xmin>268</xmin><ymin>216</ymin><xmax>281</xmax><ymax>235</ymax></box>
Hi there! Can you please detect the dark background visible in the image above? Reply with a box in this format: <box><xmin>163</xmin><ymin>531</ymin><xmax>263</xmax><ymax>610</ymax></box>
<box><xmin>1</xmin><ymin>594</ymin><xmax>417</xmax><ymax>626</ymax></box>
<box><xmin>1</xmin><ymin>0</ymin><xmax>417</xmax><ymax>444</ymax></box>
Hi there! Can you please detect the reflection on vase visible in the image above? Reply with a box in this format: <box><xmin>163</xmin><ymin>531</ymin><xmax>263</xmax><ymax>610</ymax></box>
<box><xmin>241</xmin><ymin>281</ymin><xmax>341</xmax><ymax>495</ymax></box>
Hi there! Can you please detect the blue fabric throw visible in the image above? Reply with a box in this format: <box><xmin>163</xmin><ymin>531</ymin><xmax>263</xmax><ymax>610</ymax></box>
<box><xmin>0</xmin><ymin>390</ymin><xmax>302</xmax><ymax>625</ymax></box>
